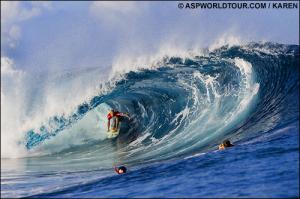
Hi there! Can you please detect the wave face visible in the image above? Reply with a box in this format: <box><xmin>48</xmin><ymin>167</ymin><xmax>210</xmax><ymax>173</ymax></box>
<box><xmin>23</xmin><ymin>43</ymin><xmax>299</xmax><ymax>168</ymax></box>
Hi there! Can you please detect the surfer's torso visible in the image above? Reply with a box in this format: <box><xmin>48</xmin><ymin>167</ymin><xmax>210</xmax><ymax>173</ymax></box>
<box><xmin>107</xmin><ymin>111</ymin><xmax>123</xmax><ymax>120</ymax></box>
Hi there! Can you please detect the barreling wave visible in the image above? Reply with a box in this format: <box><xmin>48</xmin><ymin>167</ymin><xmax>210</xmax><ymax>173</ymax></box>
<box><xmin>21</xmin><ymin>42</ymin><xmax>299</xmax><ymax>167</ymax></box>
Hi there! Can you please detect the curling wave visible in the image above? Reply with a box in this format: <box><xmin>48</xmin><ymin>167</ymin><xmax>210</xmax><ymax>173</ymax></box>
<box><xmin>22</xmin><ymin>42</ymin><xmax>299</xmax><ymax>167</ymax></box>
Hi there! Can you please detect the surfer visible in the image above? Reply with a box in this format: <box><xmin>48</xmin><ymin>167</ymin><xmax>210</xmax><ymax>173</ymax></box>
<box><xmin>115</xmin><ymin>165</ymin><xmax>127</xmax><ymax>174</ymax></box>
<box><xmin>218</xmin><ymin>139</ymin><xmax>234</xmax><ymax>150</ymax></box>
<box><xmin>107</xmin><ymin>109</ymin><xmax>130</xmax><ymax>132</ymax></box>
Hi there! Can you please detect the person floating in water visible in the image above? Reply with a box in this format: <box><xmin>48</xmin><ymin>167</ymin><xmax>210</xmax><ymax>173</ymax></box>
<box><xmin>115</xmin><ymin>165</ymin><xmax>127</xmax><ymax>174</ymax></box>
<box><xmin>218</xmin><ymin>139</ymin><xmax>234</xmax><ymax>150</ymax></box>
<box><xmin>107</xmin><ymin>109</ymin><xmax>130</xmax><ymax>132</ymax></box>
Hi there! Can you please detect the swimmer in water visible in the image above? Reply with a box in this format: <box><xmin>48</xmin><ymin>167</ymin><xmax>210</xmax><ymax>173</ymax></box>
<box><xmin>115</xmin><ymin>166</ymin><xmax>127</xmax><ymax>174</ymax></box>
<box><xmin>218</xmin><ymin>139</ymin><xmax>234</xmax><ymax>150</ymax></box>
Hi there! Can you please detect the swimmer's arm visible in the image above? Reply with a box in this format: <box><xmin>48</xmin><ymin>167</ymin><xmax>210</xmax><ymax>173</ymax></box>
<box><xmin>114</xmin><ymin>166</ymin><xmax>118</xmax><ymax>172</ymax></box>
<box><xmin>218</xmin><ymin>144</ymin><xmax>225</xmax><ymax>150</ymax></box>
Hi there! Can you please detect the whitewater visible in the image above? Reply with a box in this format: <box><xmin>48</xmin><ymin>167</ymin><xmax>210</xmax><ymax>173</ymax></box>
<box><xmin>1</xmin><ymin>42</ymin><xmax>299</xmax><ymax>198</ymax></box>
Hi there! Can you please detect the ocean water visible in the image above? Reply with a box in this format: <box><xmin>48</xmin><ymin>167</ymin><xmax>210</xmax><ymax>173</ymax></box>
<box><xmin>1</xmin><ymin>43</ymin><xmax>299</xmax><ymax>198</ymax></box>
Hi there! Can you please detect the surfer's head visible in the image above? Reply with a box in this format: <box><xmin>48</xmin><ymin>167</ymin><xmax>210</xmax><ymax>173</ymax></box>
<box><xmin>218</xmin><ymin>139</ymin><xmax>234</xmax><ymax>150</ymax></box>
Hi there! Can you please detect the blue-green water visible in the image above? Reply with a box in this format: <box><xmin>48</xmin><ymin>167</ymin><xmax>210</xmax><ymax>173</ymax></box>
<box><xmin>1</xmin><ymin>43</ymin><xmax>299</xmax><ymax>198</ymax></box>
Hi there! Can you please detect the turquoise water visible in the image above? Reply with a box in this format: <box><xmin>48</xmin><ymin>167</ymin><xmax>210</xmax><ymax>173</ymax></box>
<box><xmin>1</xmin><ymin>43</ymin><xmax>299</xmax><ymax>198</ymax></box>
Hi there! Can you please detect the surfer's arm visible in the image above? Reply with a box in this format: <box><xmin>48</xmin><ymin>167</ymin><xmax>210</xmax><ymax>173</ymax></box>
<box><xmin>124</xmin><ymin>112</ymin><xmax>130</xmax><ymax>119</ymax></box>
<box><xmin>117</xmin><ymin>112</ymin><xmax>130</xmax><ymax>119</ymax></box>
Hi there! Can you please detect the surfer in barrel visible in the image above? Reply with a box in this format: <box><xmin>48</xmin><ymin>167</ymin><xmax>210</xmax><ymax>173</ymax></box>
<box><xmin>107</xmin><ymin>109</ymin><xmax>130</xmax><ymax>132</ymax></box>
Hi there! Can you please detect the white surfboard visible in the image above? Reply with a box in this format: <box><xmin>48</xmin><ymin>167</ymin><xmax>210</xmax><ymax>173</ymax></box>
<box><xmin>107</xmin><ymin>122</ymin><xmax>121</xmax><ymax>138</ymax></box>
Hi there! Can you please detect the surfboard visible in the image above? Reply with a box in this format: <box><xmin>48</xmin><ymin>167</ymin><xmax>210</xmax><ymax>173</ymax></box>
<box><xmin>107</xmin><ymin>122</ymin><xmax>121</xmax><ymax>138</ymax></box>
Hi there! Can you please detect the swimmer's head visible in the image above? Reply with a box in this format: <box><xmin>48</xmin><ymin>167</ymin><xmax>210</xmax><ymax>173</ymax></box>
<box><xmin>116</xmin><ymin>166</ymin><xmax>127</xmax><ymax>174</ymax></box>
<box><xmin>223</xmin><ymin>139</ymin><xmax>233</xmax><ymax>147</ymax></box>
<box><xmin>219</xmin><ymin>139</ymin><xmax>234</xmax><ymax>150</ymax></box>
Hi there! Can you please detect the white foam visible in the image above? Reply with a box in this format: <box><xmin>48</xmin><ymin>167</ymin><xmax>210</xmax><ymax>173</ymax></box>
<box><xmin>1</xmin><ymin>56</ymin><xmax>112</xmax><ymax>158</ymax></box>
<box><xmin>209</xmin><ymin>33</ymin><xmax>245</xmax><ymax>51</ymax></box>
<box><xmin>110</xmin><ymin>43</ymin><xmax>205</xmax><ymax>79</ymax></box>
<box><xmin>1</xmin><ymin>57</ymin><xmax>28</xmax><ymax>158</ymax></box>
<box><xmin>184</xmin><ymin>152</ymin><xmax>206</xmax><ymax>160</ymax></box>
